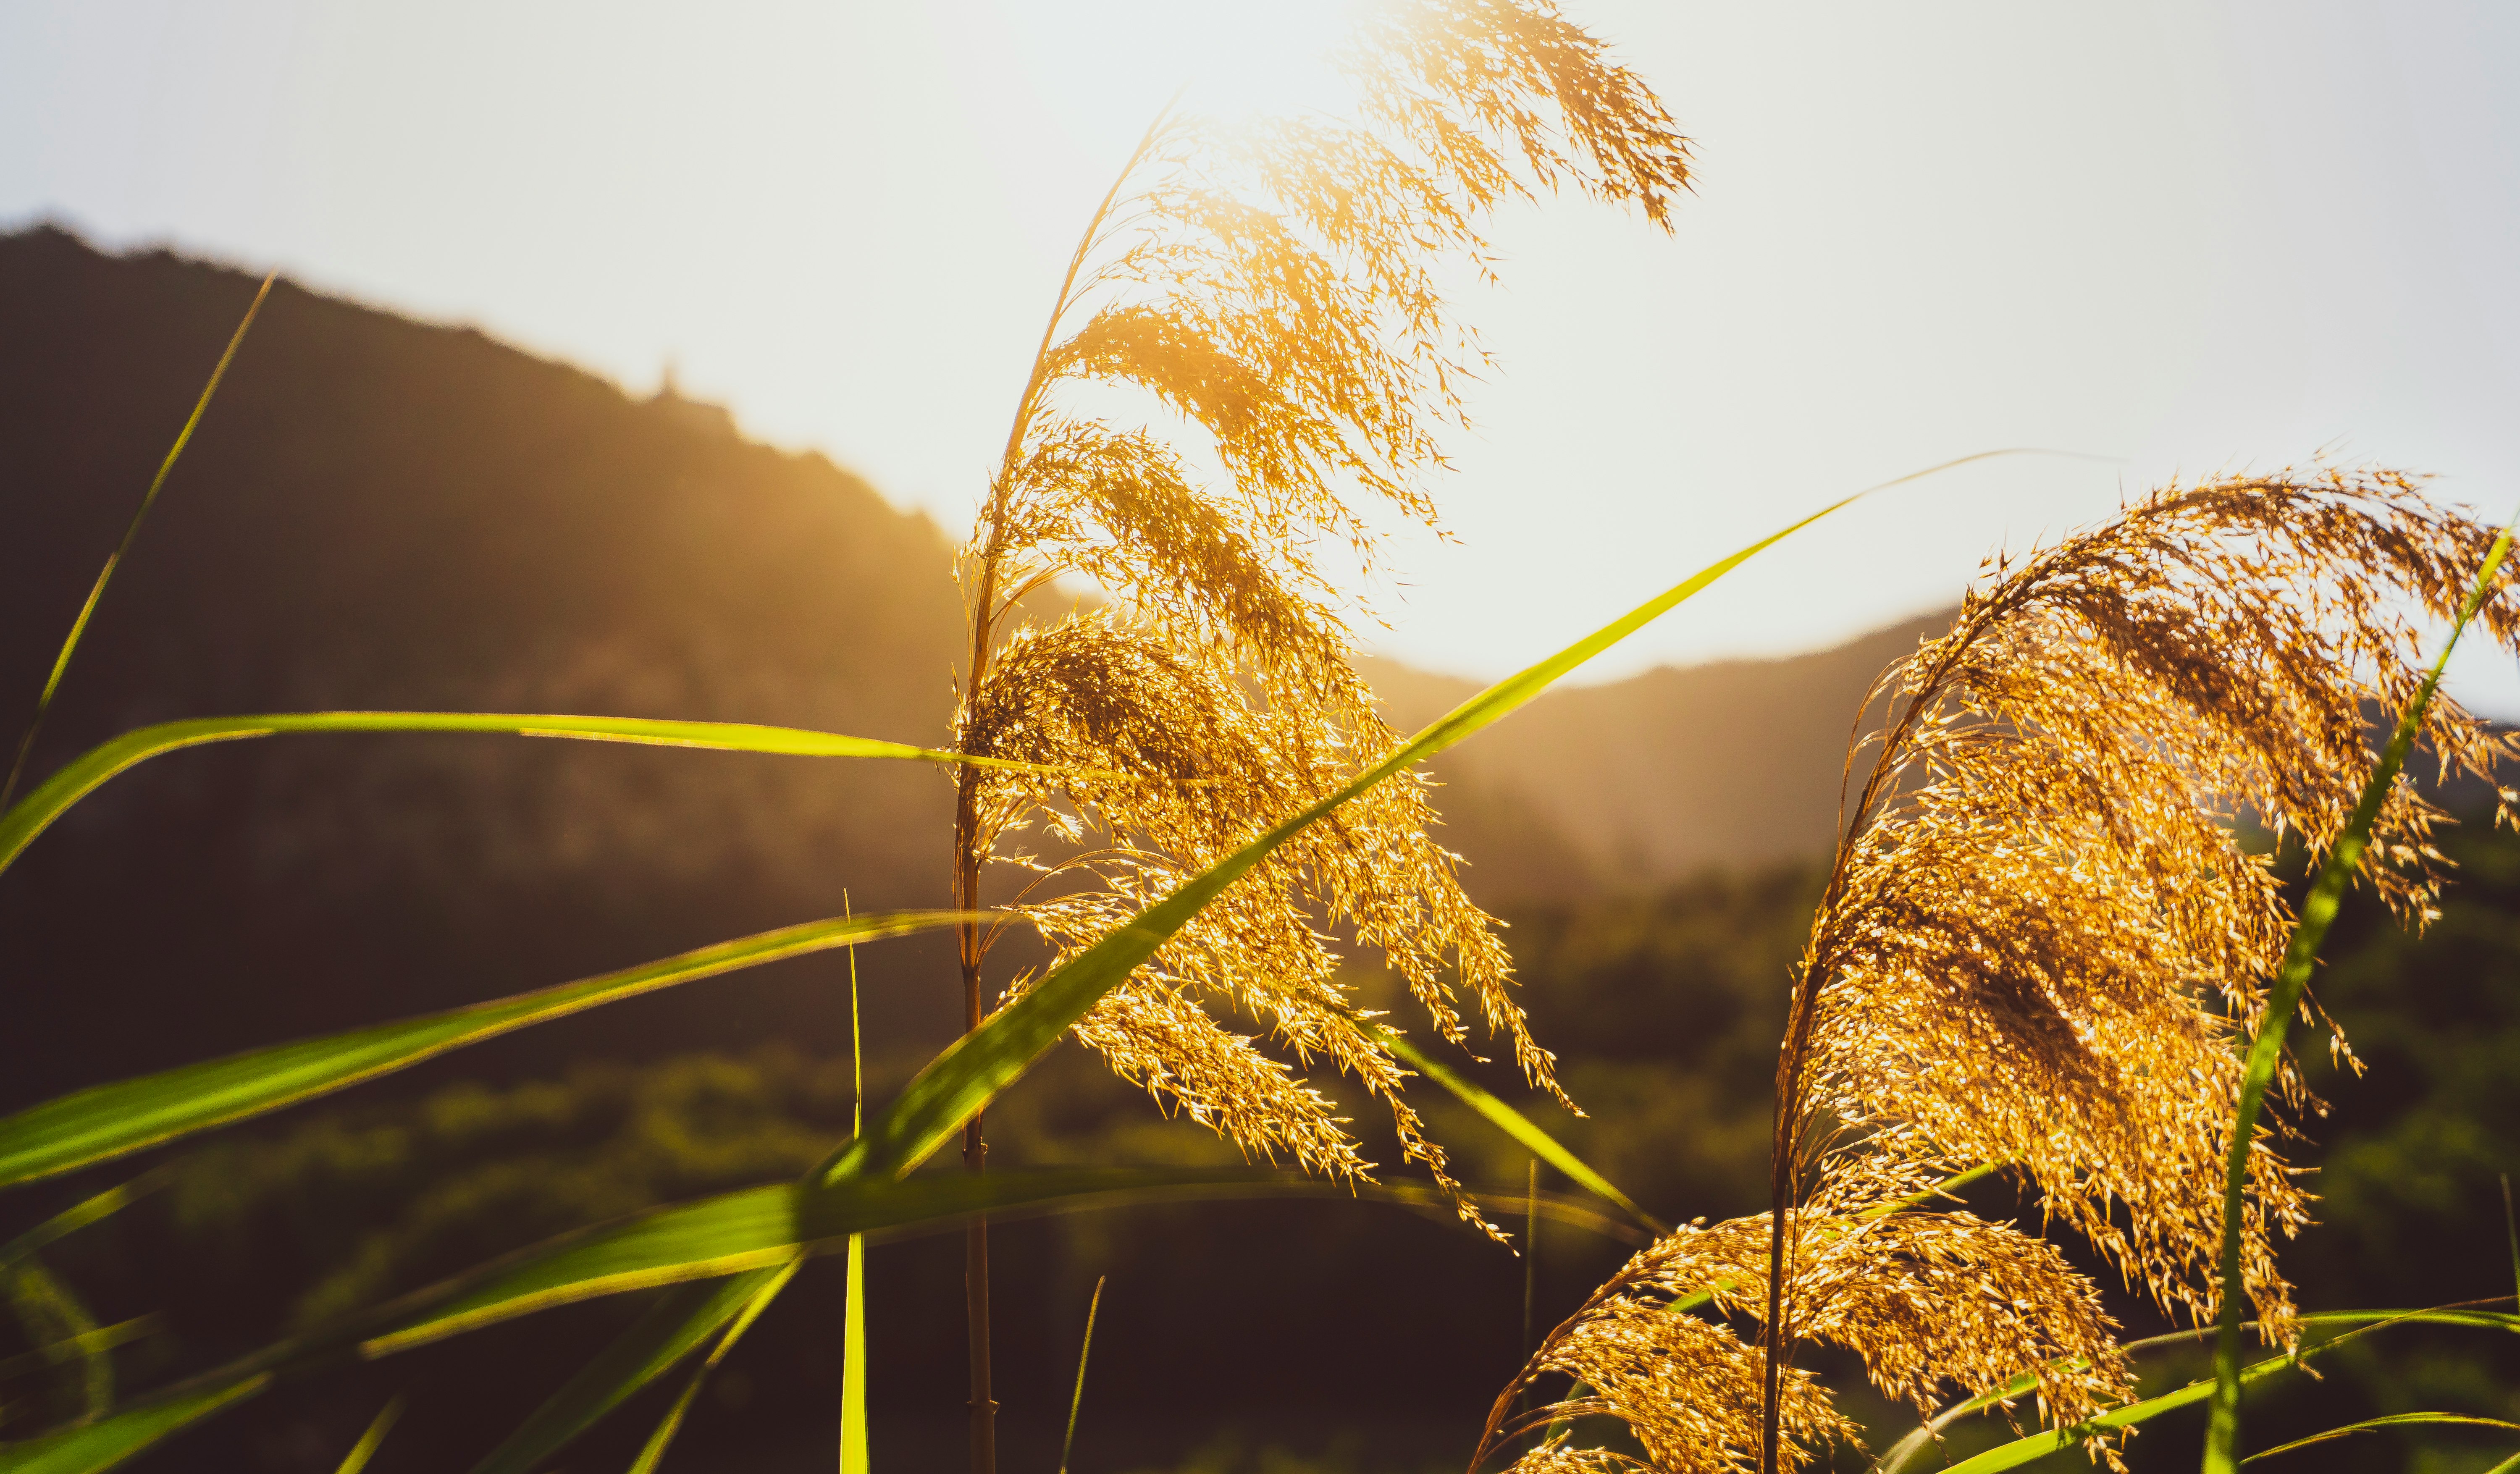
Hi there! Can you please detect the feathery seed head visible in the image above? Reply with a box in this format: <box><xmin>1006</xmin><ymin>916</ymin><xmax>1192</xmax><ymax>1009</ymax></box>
<box><xmin>956</xmin><ymin>0</ymin><xmax>1688</xmax><ymax>1231</ymax></box>
<box><xmin>1481</xmin><ymin>468</ymin><xmax>2520</xmax><ymax>1472</ymax></box>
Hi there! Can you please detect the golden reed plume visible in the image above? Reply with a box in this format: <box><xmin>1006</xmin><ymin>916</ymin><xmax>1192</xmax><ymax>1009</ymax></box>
<box><xmin>1475</xmin><ymin>468</ymin><xmax>2520</xmax><ymax>1474</ymax></box>
<box><xmin>950</xmin><ymin>0</ymin><xmax>1691</xmax><ymax>1233</ymax></box>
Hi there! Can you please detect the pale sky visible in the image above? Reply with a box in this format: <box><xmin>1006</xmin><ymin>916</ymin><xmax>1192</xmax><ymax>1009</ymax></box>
<box><xmin>8</xmin><ymin>2</ymin><xmax>2520</xmax><ymax>710</ymax></box>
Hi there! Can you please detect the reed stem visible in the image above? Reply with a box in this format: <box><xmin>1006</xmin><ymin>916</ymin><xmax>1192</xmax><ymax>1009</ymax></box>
<box><xmin>2199</xmin><ymin>520</ymin><xmax>2515</xmax><ymax>1472</ymax></box>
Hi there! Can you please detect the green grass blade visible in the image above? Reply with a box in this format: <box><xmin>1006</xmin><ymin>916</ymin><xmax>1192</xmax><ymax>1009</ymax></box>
<box><xmin>472</xmin><ymin>1263</ymin><xmax>792</xmax><ymax>1474</ymax></box>
<box><xmin>821</xmin><ymin>483</ymin><xmax>1878</xmax><ymax>1191</ymax></box>
<box><xmin>1058</xmin><ymin>1275</ymin><xmax>1104</xmax><ymax>1474</ymax></box>
<box><xmin>1938</xmin><ymin>1308</ymin><xmax>2520</xmax><ymax>1474</ymax></box>
<box><xmin>332</xmin><ymin>1396</ymin><xmax>402</xmax><ymax>1474</ymax></box>
<box><xmin>0</xmin><ymin>911</ymin><xmax>972</xmax><ymax>1189</ymax></box>
<box><xmin>624</xmin><ymin>1262</ymin><xmax>793</xmax><ymax>1474</ymax></box>
<box><xmin>0</xmin><ymin>711</ymin><xmax>1088</xmax><ymax>880</ymax></box>
<box><xmin>838</xmin><ymin>893</ymin><xmax>870</xmax><ymax>1474</ymax></box>
<box><xmin>1872</xmin><ymin>1309</ymin><xmax>2520</xmax><ymax>1474</ymax></box>
<box><xmin>839</xmin><ymin>1234</ymin><xmax>869</xmax><ymax>1474</ymax></box>
<box><xmin>1373</xmin><ymin>1023</ymin><xmax>1664</xmax><ymax>1234</ymax></box>
<box><xmin>625</xmin><ymin>1373</ymin><xmax>704</xmax><ymax>1474</ymax></box>
<box><xmin>2242</xmin><ymin>1412</ymin><xmax>2520</xmax><ymax>1464</ymax></box>
<box><xmin>1942</xmin><ymin>1348</ymin><xmax>2310</xmax><ymax>1472</ymax></box>
<box><xmin>0</xmin><ymin>273</ymin><xmax>274</xmax><ymax>812</ymax></box>
<box><xmin>2202</xmin><ymin>521</ymin><xmax>2519</xmax><ymax>1474</ymax></box>
<box><xmin>0</xmin><ymin>1372</ymin><xmax>268</xmax><ymax>1474</ymax></box>
<box><xmin>2488</xmin><ymin>1450</ymin><xmax>2520</xmax><ymax>1474</ymax></box>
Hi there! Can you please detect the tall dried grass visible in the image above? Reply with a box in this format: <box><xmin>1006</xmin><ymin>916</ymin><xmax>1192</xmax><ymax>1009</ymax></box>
<box><xmin>945</xmin><ymin>4</ymin><xmax>1689</xmax><ymax>1464</ymax></box>
<box><xmin>1476</xmin><ymin>468</ymin><xmax>2520</xmax><ymax>1474</ymax></box>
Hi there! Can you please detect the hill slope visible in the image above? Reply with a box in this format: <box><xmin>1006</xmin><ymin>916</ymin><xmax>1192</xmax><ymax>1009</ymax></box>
<box><xmin>0</xmin><ymin>227</ymin><xmax>1928</xmax><ymax>1104</ymax></box>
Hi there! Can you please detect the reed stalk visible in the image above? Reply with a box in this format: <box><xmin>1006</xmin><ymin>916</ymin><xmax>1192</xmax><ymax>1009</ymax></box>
<box><xmin>2198</xmin><ymin>516</ymin><xmax>2517</xmax><ymax>1472</ymax></box>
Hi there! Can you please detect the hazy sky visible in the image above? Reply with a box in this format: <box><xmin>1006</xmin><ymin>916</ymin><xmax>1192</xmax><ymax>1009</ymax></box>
<box><xmin>8</xmin><ymin>2</ymin><xmax>2520</xmax><ymax>709</ymax></box>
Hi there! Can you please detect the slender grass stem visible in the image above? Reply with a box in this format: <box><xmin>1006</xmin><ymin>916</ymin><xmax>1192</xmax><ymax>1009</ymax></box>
<box><xmin>840</xmin><ymin>892</ymin><xmax>870</xmax><ymax>1474</ymax></box>
<box><xmin>1057</xmin><ymin>1275</ymin><xmax>1105</xmax><ymax>1474</ymax></box>
<box><xmin>1</xmin><ymin>272</ymin><xmax>273</xmax><ymax>810</ymax></box>
<box><xmin>949</xmin><ymin>98</ymin><xmax>1176</xmax><ymax>1474</ymax></box>
<box><xmin>330</xmin><ymin>1397</ymin><xmax>402</xmax><ymax>1474</ymax></box>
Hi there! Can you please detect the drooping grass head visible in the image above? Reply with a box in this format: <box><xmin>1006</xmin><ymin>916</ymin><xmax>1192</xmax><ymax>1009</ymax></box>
<box><xmin>952</xmin><ymin>1</ymin><xmax>1693</xmax><ymax>1222</ymax></box>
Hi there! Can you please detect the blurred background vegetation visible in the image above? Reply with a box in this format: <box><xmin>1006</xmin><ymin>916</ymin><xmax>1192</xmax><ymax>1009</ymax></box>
<box><xmin>3</xmin><ymin>230</ymin><xmax>2514</xmax><ymax>1471</ymax></box>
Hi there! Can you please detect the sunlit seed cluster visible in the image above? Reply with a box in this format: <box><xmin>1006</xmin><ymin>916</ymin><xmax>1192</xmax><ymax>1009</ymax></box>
<box><xmin>1483</xmin><ymin>468</ymin><xmax>2520</xmax><ymax>1471</ymax></box>
<box><xmin>952</xmin><ymin>0</ymin><xmax>1691</xmax><ymax>1234</ymax></box>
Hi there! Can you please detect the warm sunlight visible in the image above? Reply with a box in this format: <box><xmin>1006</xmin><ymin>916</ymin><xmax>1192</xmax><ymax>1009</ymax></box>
<box><xmin>5</xmin><ymin>8</ymin><xmax>2520</xmax><ymax>1473</ymax></box>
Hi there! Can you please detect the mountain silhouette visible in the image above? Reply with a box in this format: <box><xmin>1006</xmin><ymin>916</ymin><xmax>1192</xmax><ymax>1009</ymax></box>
<box><xmin>0</xmin><ymin>225</ymin><xmax>1934</xmax><ymax>1108</ymax></box>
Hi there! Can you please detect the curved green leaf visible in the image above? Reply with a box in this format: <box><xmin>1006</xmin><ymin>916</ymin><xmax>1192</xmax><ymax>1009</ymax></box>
<box><xmin>1873</xmin><ymin>1309</ymin><xmax>2520</xmax><ymax>1474</ymax></box>
<box><xmin>0</xmin><ymin>910</ymin><xmax>971</xmax><ymax>1189</ymax></box>
<box><xmin>2244</xmin><ymin>1411</ymin><xmax>2520</xmax><ymax>1464</ymax></box>
<box><xmin>0</xmin><ymin>1373</ymin><xmax>268</xmax><ymax>1474</ymax></box>
<box><xmin>2203</xmin><ymin>520</ymin><xmax>2519</xmax><ymax>1473</ymax></box>
<box><xmin>1939</xmin><ymin>1309</ymin><xmax>2520</xmax><ymax>1474</ymax></box>
<box><xmin>0</xmin><ymin>711</ymin><xmax>1087</xmax><ymax>879</ymax></box>
<box><xmin>819</xmin><ymin>483</ymin><xmax>1872</xmax><ymax>1191</ymax></box>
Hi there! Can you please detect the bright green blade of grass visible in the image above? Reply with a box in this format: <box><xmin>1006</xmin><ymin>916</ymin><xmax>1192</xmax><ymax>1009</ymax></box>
<box><xmin>331</xmin><ymin>1397</ymin><xmax>402</xmax><ymax>1474</ymax></box>
<box><xmin>838</xmin><ymin>893</ymin><xmax>871</xmax><ymax>1474</ymax></box>
<box><xmin>622</xmin><ymin>1261</ymin><xmax>794</xmax><ymax>1474</ymax></box>
<box><xmin>1871</xmin><ymin>1309</ymin><xmax>2520</xmax><ymax>1474</ymax></box>
<box><xmin>0</xmin><ymin>1372</ymin><xmax>268</xmax><ymax>1474</ymax></box>
<box><xmin>1940</xmin><ymin>1309</ymin><xmax>2519</xmax><ymax>1474</ymax></box>
<box><xmin>2201</xmin><ymin>520</ymin><xmax>2518</xmax><ymax>1474</ymax></box>
<box><xmin>837</xmin><ymin>1234</ymin><xmax>870</xmax><ymax>1474</ymax></box>
<box><xmin>0</xmin><ymin>274</ymin><xmax>273</xmax><ymax>812</ymax></box>
<box><xmin>1372</xmin><ymin>1023</ymin><xmax>1664</xmax><ymax>1234</ymax></box>
<box><xmin>0</xmin><ymin>711</ymin><xmax>1092</xmax><ymax>879</ymax></box>
<box><xmin>0</xmin><ymin>910</ymin><xmax>972</xmax><ymax>1189</ymax></box>
<box><xmin>473</xmin><ymin>1263</ymin><xmax>792</xmax><ymax>1474</ymax></box>
<box><xmin>2242</xmin><ymin>1412</ymin><xmax>2520</xmax><ymax>1464</ymax></box>
<box><xmin>1057</xmin><ymin>1275</ymin><xmax>1104</xmax><ymax>1474</ymax></box>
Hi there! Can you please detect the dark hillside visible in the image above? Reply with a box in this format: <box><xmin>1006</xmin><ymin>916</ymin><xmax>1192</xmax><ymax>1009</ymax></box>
<box><xmin>0</xmin><ymin>225</ymin><xmax>976</xmax><ymax>1102</ymax></box>
<box><xmin>0</xmin><ymin>226</ymin><xmax>1941</xmax><ymax>1108</ymax></box>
